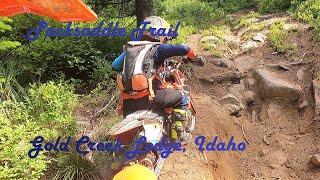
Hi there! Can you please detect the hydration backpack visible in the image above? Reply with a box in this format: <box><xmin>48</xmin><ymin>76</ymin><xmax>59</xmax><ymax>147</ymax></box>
<box><xmin>116</xmin><ymin>41</ymin><xmax>160</xmax><ymax>99</ymax></box>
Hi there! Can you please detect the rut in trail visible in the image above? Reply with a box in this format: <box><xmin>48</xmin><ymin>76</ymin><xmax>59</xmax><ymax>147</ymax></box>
<box><xmin>159</xmin><ymin>34</ymin><xmax>246</xmax><ymax>180</ymax></box>
<box><xmin>159</xmin><ymin>94</ymin><xmax>243</xmax><ymax>180</ymax></box>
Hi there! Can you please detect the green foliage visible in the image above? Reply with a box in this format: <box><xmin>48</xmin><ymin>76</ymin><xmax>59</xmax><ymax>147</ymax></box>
<box><xmin>250</xmin><ymin>22</ymin><xmax>267</xmax><ymax>31</ymax></box>
<box><xmin>0</xmin><ymin>41</ymin><xmax>20</xmax><ymax>51</ymax></box>
<box><xmin>0</xmin><ymin>107</ymin><xmax>50</xmax><ymax>180</ymax></box>
<box><xmin>91</xmin><ymin>58</ymin><xmax>115</xmax><ymax>86</ymax></box>
<box><xmin>53</xmin><ymin>151</ymin><xmax>98</xmax><ymax>180</ymax></box>
<box><xmin>171</xmin><ymin>25</ymin><xmax>197</xmax><ymax>44</ymax></box>
<box><xmin>201</xmin><ymin>25</ymin><xmax>231</xmax><ymax>58</ymax></box>
<box><xmin>202</xmin><ymin>25</ymin><xmax>231</xmax><ymax>39</ymax></box>
<box><xmin>0</xmin><ymin>15</ymin><xmax>134</xmax><ymax>87</ymax></box>
<box><xmin>269</xmin><ymin>21</ymin><xmax>297</xmax><ymax>53</ymax></box>
<box><xmin>233</xmin><ymin>12</ymin><xmax>260</xmax><ymax>30</ymax></box>
<box><xmin>162</xmin><ymin>0</ymin><xmax>225</xmax><ymax>27</ymax></box>
<box><xmin>8</xmin><ymin>33</ymin><xmax>106</xmax><ymax>84</ymax></box>
<box><xmin>0</xmin><ymin>63</ymin><xmax>26</xmax><ymax>102</ymax></box>
<box><xmin>0</xmin><ymin>18</ymin><xmax>20</xmax><ymax>51</ymax></box>
<box><xmin>259</xmin><ymin>0</ymin><xmax>292</xmax><ymax>13</ymax></box>
<box><xmin>154</xmin><ymin>0</ymin><xmax>166</xmax><ymax>16</ymax></box>
<box><xmin>0</xmin><ymin>82</ymin><xmax>77</xmax><ymax>179</ymax></box>
<box><xmin>291</xmin><ymin>0</ymin><xmax>320</xmax><ymax>22</ymax></box>
<box><xmin>312</xmin><ymin>16</ymin><xmax>320</xmax><ymax>40</ymax></box>
<box><xmin>0</xmin><ymin>19</ymin><xmax>12</xmax><ymax>32</ymax></box>
<box><xmin>290</xmin><ymin>0</ymin><xmax>320</xmax><ymax>41</ymax></box>
<box><xmin>231</xmin><ymin>11</ymin><xmax>267</xmax><ymax>39</ymax></box>
<box><xmin>217</xmin><ymin>0</ymin><xmax>258</xmax><ymax>12</ymax></box>
<box><xmin>159</xmin><ymin>0</ymin><xmax>260</xmax><ymax>43</ymax></box>
<box><xmin>27</xmin><ymin>82</ymin><xmax>77</xmax><ymax>135</ymax></box>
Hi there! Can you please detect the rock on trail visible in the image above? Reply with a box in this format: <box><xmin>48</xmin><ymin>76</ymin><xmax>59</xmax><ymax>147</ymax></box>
<box><xmin>253</xmin><ymin>69</ymin><xmax>302</xmax><ymax>102</ymax></box>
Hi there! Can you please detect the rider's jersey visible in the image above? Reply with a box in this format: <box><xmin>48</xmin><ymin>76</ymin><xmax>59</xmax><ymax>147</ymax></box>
<box><xmin>112</xmin><ymin>44</ymin><xmax>192</xmax><ymax>72</ymax></box>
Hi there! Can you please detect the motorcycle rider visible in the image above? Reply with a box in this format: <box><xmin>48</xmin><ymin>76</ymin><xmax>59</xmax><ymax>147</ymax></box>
<box><xmin>112</xmin><ymin>16</ymin><xmax>203</xmax><ymax>141</ymax></box>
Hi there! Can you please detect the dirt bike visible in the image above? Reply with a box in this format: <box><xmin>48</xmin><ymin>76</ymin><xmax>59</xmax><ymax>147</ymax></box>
<box><xmin>107</xmin><ymin>57</ymin><xmax>204</xmax><ymax>177</ymax></box>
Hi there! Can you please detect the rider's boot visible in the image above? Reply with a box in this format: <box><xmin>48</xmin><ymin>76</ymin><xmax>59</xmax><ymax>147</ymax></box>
<box><xmin>171</xmin><ymin>109</ymin><xmax>192</xmax><ymax>143</ymax></box>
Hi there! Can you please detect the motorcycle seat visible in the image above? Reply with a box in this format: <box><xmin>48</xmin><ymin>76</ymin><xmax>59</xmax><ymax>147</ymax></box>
<box><xmin>107</xmin><ymin>110</ymin><xmax>162</xmax><ymax>136</ymax></box>
<box><xmin>125</xmin><ymin>110</ymin><xmax>160</xmax><ymax>120</ymax></box>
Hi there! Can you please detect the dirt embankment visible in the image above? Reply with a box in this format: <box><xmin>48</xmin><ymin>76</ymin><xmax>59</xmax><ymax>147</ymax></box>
<box><xmin>161</xmin><ymin>14</ymin><xmax>320</xmax><ymax>179</ymax></box>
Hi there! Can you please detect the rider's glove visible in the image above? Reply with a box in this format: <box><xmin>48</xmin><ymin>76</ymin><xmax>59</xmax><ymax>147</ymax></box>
<box><xmin>182</xmin><ymin>56</ymin><xmax>205</xmax><ymax>67</ymax></box>
<box><xmin>193</xmin><ymin>56</ymin><xmax>205</xmax><ymax>67</ymax></box>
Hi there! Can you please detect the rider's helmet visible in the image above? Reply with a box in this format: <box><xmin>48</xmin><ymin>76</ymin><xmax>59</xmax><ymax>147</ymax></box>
<box><xmin>141</xmin><ymin>16</ymin><xmax>175</xmax><ymax>43</ymax></box>
<box><xmin>113</xmin><ymin>164</ymin><xmax>157</xmax><ymax>180</ymax></box>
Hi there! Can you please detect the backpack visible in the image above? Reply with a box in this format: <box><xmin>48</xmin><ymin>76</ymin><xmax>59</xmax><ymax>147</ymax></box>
<box><xmin>116</xmin><ymin>41</ymin><xmax>160</xmax><ymax>99</ymax></box>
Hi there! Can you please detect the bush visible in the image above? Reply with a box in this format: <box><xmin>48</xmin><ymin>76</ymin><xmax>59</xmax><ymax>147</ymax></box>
<box><xmin>217</xmin><ymin>0</ymin><xmax>258</xmax><ymax>13</ymax></box>
<box><xmin>312</xmin><ymin>17</ymin><xmax>320</xmax><ymax>40</ymax></box>
<box><xmin>0</xmin><ymin>17</ymin><xmax>21</xmax><ymax>51</ymax></box>
<box><xmin>7</xmin><ymin>34</ymin><xmax>106</xmax><ymax>85</ymax></box>
<box><xmin>290</xmin><ymin>0</ymin><xmax>320</xmax><ymax>41</ymax></box>
<box><xmin>0</xmin><ymin>108</ymin><xmax>50</xmax><ymax>180</ymax></box>
<box><xmin>162</xmin><ymin>0</ymin><xmax>224</xmax><ymax>27</ymax></box>
<box><xmin>269</xmin><ymin>21</ymin><xmax>297</xmax><ymax>53</ymax></box>
<box><xmin>0</xmin><ymin>82</ymin><xmax>77</xmax><ymax>179</ymax></box>
<box><xmin>233</xmin><ymin>11</ymin><xmax>260</xmax><ymax>30</ymax></box>
<box><xmin>53</xmin><ymin>151</ymin><xmax>98</xmax><ymax>180</ymax></box>
<box><xmin>154</xmin><ymin>0</ymin><xmax>166</xmax><ymax>16</ymax></box>
<box><xmin>259</xmin><ymin>0</ymin><xmax>292</xmax><ymax>13</ymax></box>
<box><xmin>291</xmin><ymin>0</ymin><xmax>320</xmax><ymax>22</ymax></box>
<box><xmin>171</xmin><ymin>25</ymin><xmax>197</xmax><ymax>44</ymax></box>
<box><xmin>0</xmin><ymin>14</ymin><xmax>133</xmax><ymax>87</ymax></box>
<box><xmin>91</xmin><ymin>59</ymin><xmax>115</xmax><ymax>86</ymax></box>
<box><xmin>27</xmin><ymin>82</ymin><xmax>78</xmax><ymax>135</ymax></box>
<box><xmin>202</xmin><ymin>25</ymin><xmax>231</xmax><ymax>39</ymax></box>
<box><xmin>0</xmin><ymin>63</ymin><xmax>27</xmax><ymax>102</ymax></box>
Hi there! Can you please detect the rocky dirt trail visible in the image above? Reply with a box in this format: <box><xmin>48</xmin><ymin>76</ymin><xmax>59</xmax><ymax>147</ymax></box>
<box><xmin>160</xmin><ymin>13</ymin><xmax>320</xmax><ymax>180</ymax></box>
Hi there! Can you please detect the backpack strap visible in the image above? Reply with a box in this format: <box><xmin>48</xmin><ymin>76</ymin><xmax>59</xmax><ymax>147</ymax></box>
<box><xmin>148</xmin><ymin>73</ymin><xmax>156</xmax><ymax>100</ymax></box>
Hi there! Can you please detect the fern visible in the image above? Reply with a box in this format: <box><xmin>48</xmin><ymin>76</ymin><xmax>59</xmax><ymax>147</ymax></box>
<box><xmin>0</xmin><ymin>18</ymin><xmax>21</xmax><ymax>51</ymax></box>
<box><xmin>0</xmin><ymin>41</ymin><xmax>21</xmax><ymax>51</ymax></box>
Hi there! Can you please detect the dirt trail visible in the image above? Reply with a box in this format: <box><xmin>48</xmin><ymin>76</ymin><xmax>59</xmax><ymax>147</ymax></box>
<box><xmin>160</xmin><ymin>35</ymin><xmax>247</xmax><ymax>180</ymax></box>
<box><xmin>159</xmin><ymin>94</ymin><xmax>243</xmax><ymax>180</ymax></box>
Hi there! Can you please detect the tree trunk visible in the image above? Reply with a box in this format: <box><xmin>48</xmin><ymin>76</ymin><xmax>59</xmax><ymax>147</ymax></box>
<box><xmin>135</xmin><ymin>0</ymin><xmax>153</xmax><ymax>27</ymax></box>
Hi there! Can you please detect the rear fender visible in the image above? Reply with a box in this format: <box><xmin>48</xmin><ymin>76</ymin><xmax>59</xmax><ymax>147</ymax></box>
<box><xmin>107</xmin><ymin>110</ymin><xmax>163</xmax><ymax>145</ymax></box>
<box><xmin>139</xmin><ymin>122</ymin><xmax>163</xmax><ymax>145</ymax></box>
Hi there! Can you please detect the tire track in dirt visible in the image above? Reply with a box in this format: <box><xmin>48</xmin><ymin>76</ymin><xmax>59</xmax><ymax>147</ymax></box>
<box><xmin>160</xmin><ymin>34</ymin><xmax>247</xmax><ymax>179</ymax></box>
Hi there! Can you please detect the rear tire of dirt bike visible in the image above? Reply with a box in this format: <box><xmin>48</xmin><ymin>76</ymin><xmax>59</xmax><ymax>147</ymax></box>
<box><xmin>139</xmin><ymin>152</ymin><xmax>157</xmax><ymax>170</ymax></box>
<box><xmin>123</xmin><ymin>134</ymin><xmax>157</xmax><ymax>171</ymax></box>
<box><xmin>118</xmin><ymin>133</ymin><xmax>139</xmax><ymax>167</ymax></box>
